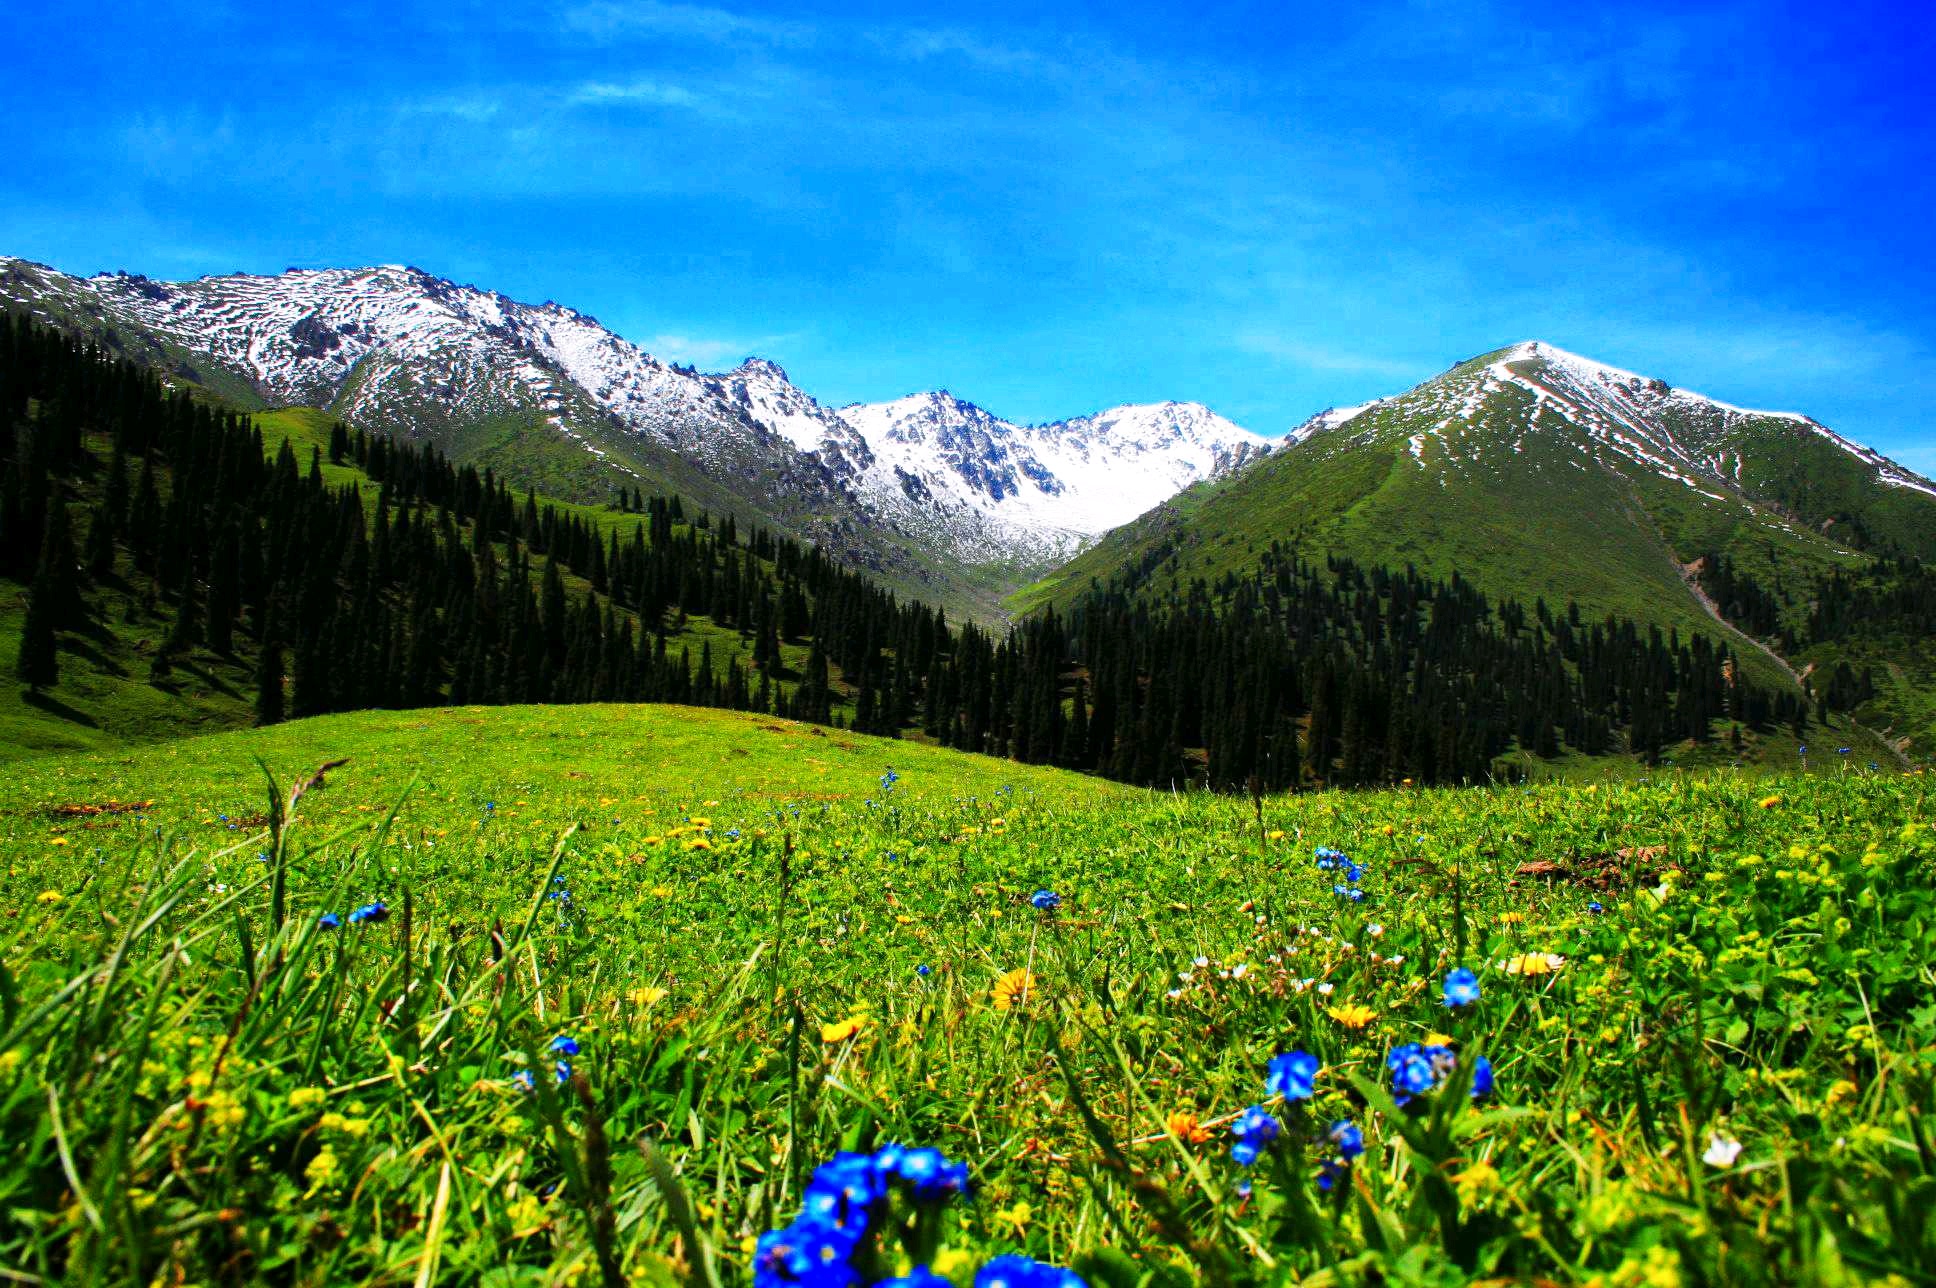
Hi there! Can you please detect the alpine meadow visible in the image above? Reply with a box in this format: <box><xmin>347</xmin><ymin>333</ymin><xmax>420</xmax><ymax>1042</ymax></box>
<box><xmin>3</xmin><ymin>2</ymin><xmax>1935</xmax><ymax>1286</ymax></box>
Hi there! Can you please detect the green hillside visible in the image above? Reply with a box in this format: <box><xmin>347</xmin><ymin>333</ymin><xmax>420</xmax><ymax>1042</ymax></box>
<box><xmin>1</xmin><ymin>395</ymin><xmax>861</xmax><ymax>764</ymax></box>
<box><xmin>1031</xmin><ymin>343</ymin><xmax>1936</xmax><ymax>757</ymax></box>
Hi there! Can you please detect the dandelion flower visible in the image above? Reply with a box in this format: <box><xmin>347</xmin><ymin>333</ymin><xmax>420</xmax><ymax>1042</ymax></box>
<box><xmin>1502</xmin><ymin>952</ymin><xmax>1566</xmax><ymax>977</ymax></box>
<box><xmin>1327</xmin><ymin>1002</ymin><xmax>1378</xmax><ymax>1030</ymax></box>
<box><xmin>992</xmin><ymin>968</ymin><xmax>1037</xmax><ymax>1011</ymax></box>
<box><xmin>1166</xmin><ymin>1109</ymin><xmax>1211</xmax><ymax>1145</ymax></box>
<box><xmin>820</xmin><ymin>1015</ymin><xmax>867</xmax><ymax>1044</ymax></box>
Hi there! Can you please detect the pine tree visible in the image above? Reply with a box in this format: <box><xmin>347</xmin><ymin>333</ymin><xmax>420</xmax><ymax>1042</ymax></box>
<box><xmin>17</xmin><ymin>494</ymin><xmax>78</xmax><ymax>688</ymax></box>
<box><xmin>256</xmin><ymin>631</ymin><xmax>286</xmax><ymax>726</ymax></box>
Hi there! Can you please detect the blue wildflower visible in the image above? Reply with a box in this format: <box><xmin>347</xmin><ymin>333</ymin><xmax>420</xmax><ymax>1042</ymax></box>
<box><xmin>549</xmin><ymin>1035</ymin><xmax>581</xmax><ymax>1057</ymax></box>
<box><xmin>1387</xmin><ymin>1042</ymin><xmax>1450</xmax><ymax>1104</ymax></box>
<box><xmin>1229</xmin><ymin>1104</ymin><xmax>1281</xmax><ymax>1166</ymax></box>
<box><xmin>874</xmin><ymin>1143</ymin><xmax>971</xmax><ymax>1202</ymax></box>
<box><xmin>1343</xmin><ymin>861</ymin><xmax>1365</xmax><ymax>884</ymax></box>
<box><xmin>1443</xmin><ymin>967</ymin><xmax>1481</xmax><ymax>1008</ymax></box>
<box><xmin>797</xmin><ymin>1152</ymin><xmax>886</xmax><ymax>1237</ymax></box>
<box><xmin>317</xmin><ymin>912</ymin><xmax>342</xmax><ymax>930</ymax></box>
<box><xmin>1328</xmin><ymin>1119</ymin><xmax>1365</xmax><ymax>1159</ymax></box>
<box><xmin>1265</xmin><ymin>1050</ymin><xmax>1321</xmax><ymax>1101</ymax></box>
<box><xmin>976</xmin><ymin>1254</ymin><xmax>1087</xmax><ymax>1288</ymax></box>
<box><xmin>1317</xmin><ymin>1158</ymin><xmax>1350</xmax><ymax>1191</ymax></box>
<box><xmin>753</xmin><ymin>1221</ymin><xmax>862</xmax><ymax>1288</ymax></box>
<box><xmin>1387</xmin><ymin>1042</ymin><xmax>1490</xmax><ymax>1106</ymax></box>
<box><xmin>916</xmin><ymin>963</ymin><xmax>931</xmax><ymax>977</ymax></box>
<box><xmin>1587</xmin><ymin>900</ymin><xmax>1605</xmax><ymax>915</ymax></box>
<box><xmin>511</xmin><ymin>1069</ymin><xmax>536</xmax><ymax>1092</ymax></box>
<box><xmin>348</xmin><ymin>901</ymin><xmax>388</xmax><ymax>925</ymax></box>
<box><xmin>1030</xmin><ymin>889</ymin><xmax>1061</xmax><ymax>911</ymax></box>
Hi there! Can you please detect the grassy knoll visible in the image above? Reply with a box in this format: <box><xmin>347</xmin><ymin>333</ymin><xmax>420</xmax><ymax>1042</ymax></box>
<box><xmin>0</xmin><ymin>704</ymin><xmax>1931</xmax><ymax>1284</ymax></box>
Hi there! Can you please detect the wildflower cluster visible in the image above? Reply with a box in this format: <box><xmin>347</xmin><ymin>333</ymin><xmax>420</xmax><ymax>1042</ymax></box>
<box><xmin>1387</xmin><ymin>1042</ymin><xmax>1494</xmax><ymax>1107</ymax></box>
<box><xmin>511</xmin><ymin>1034</ymin><xmax>581</xmax><ymax>1091</ymax></box>
<box><xmin>317</xmin><ymin>901</ymin><xmax>387</xmax><ymax>929</ymax></box>
<box><xmin>756</xmin><ymin>1144</ymin><xmax>1076</xmax><ymax>1288</ymax></box>
<box><xmin>1317</xmin><ymin>846</ymin><xmax>1367</xmax><ymax>901</ymax></box>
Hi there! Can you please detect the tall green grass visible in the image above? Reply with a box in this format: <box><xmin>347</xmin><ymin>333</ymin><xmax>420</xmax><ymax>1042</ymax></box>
<box><xmin>1</xmin><ymin>706</ymin><xmax>1931</xmax><ymax>1283</ymax></box>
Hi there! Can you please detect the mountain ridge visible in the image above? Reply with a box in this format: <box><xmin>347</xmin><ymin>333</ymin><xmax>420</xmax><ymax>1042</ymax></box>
<box><xmin>0</xmin><ymin>255</ymin><xmax>1270</xmax><ymax>615</ymax></box>
<box><xmin>1030</xmin><ymin>337</ymin><xmax>1936</xmax><ymax>752</ymax></box>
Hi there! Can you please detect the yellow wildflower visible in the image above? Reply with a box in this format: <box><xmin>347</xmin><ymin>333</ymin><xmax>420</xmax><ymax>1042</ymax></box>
<box><xmin>1758</xmin><ymin>795</ymin><xmax>1782</xmax><ymax>809</ymax></box>
<box><xmin>992</xmin><ymin>968</ymin><xmax>1037</xmax><ymax>1011</ymax></box>
<box><xmin>630</xmin><ymin>986</ymin><xmax>669</xmax><ymax>1008</ymax></box>
<box><xmin>820</xmin><ymin>1015</ymin><xmax>868</xmax><ymax>1044</ymax></box>
<box><xmin>37</xmin><ymin>890</ymin><xmax>62</xmax><ymax>904</ymax></box>
<box><xmin>303</xmin><ymin>1149</ymin><xmax>340</xmax><ymax>1195</ymax></box>
<box><xmin>1327</xmin><ymin>1003</ymin><xmax>1378</xmax><ymax>1030</ymax></box>
<box><xmin>1453</xmin><ymin>1160</ymin><xmax>1499</xmax><ymax>1201</ymax></box>
<box><xmin>1503</xmin><ymin>952</ymin><xmax>1567</xmax><ymax>977</ymax></box>
<box><xmin>993</xmin><ymin>1200</ymin><xmax>1033</xmax><ymax>1235</ymax></box>
<box><xmin>1166</xmin><ymin>1109</ymin><xmax>1211</xmax><ymax>1145</ymax></box>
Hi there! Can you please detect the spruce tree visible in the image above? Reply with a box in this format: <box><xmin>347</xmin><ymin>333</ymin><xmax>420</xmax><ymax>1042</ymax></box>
<box><xmin>256</xmin><ymin>633</ymin><xmax>286</xmax><ymax>726</ymax></box>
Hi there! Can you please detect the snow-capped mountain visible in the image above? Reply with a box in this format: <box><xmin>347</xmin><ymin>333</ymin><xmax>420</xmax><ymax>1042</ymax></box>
<box><xmin>822</xmin><ymin>391</ymin><xmax>1271</xmax><ymax>563</ymax></box>
<box><xmin>699</xmin><ymin>353</ymin><xmax>1273</xmax><ymax>563</ymax></box>
<box><xmin>0</xmin><ymin>255</ymin><xmax>1271</xmax><ymax>605</ymax></box>
<box><xmin>1290</xmin><ymin>340</ymin><xmax>1936</xmax><ymax>504</ymax></box>
<box><xmin>1053</xmin><ymin>336</ymin><xmax>1936</xmax><ymax>642</ymax></box>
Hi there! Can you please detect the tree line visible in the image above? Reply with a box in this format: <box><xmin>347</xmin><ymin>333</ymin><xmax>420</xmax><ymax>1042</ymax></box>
<box><xmin>5</xmin><ymin>311</ymin><xmax>1812</xmax><ymax>789</ymax></box>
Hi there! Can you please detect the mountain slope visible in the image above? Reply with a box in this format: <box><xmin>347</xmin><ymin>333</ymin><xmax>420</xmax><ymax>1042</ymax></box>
<box><xmin>0</xmin><ymin>257</ymin><xmax>1268</xmax><ymax>618</ymax></box>
<box><xmin>1036</xmin><ymin>340</ymin><xmax>1936</xmax><ymax>750</ymax></box>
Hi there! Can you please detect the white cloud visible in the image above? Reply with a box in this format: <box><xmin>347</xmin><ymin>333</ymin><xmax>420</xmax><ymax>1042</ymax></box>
<box><xmin>1234</xmin><ymin>333</ymin><xmax>1424</xmax><ymax>380</ymax></box>
<box><xmin>562</xmin><ymin>0</ymin><xmax>815</xmax><ymax>46</ymax></box>
<box><xmin>642</xmin><ymin>332</ymin><xmax>790</xmax><ymax>369</ymax></box>
<box><xmin>568</xmin><ymin>80</ymin><xmax>701</xmax><ymax>109</ymax></box>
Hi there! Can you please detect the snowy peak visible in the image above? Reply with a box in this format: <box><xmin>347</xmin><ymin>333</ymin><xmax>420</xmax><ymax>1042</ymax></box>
<box><xmin>1283</xmin><ymin>336</ymin><xmax>1935</xmax><ymax>505</ymax></box>
<box><xmin>820</xmin><ymin>388</ymin><xmax>1270</xmax><ymax>562</ymax></box>
<box><xmin>0</xmin><ymin>254</ymin><xmax>1273</xmax><ymax>586</ymax></box>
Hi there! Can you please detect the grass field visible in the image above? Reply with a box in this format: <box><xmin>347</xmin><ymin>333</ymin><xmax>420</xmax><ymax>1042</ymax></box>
<box><xmin>1</xmin><ymin>704</ymin><xmax>1932</xmax><ymax>1284</ymax></box>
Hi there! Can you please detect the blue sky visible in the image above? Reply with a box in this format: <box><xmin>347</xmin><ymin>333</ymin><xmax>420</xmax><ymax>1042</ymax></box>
<box><xmin>4</xmin><ymin>0</ymin><xmax>1932</xmax><ymax>469</ymax></box>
